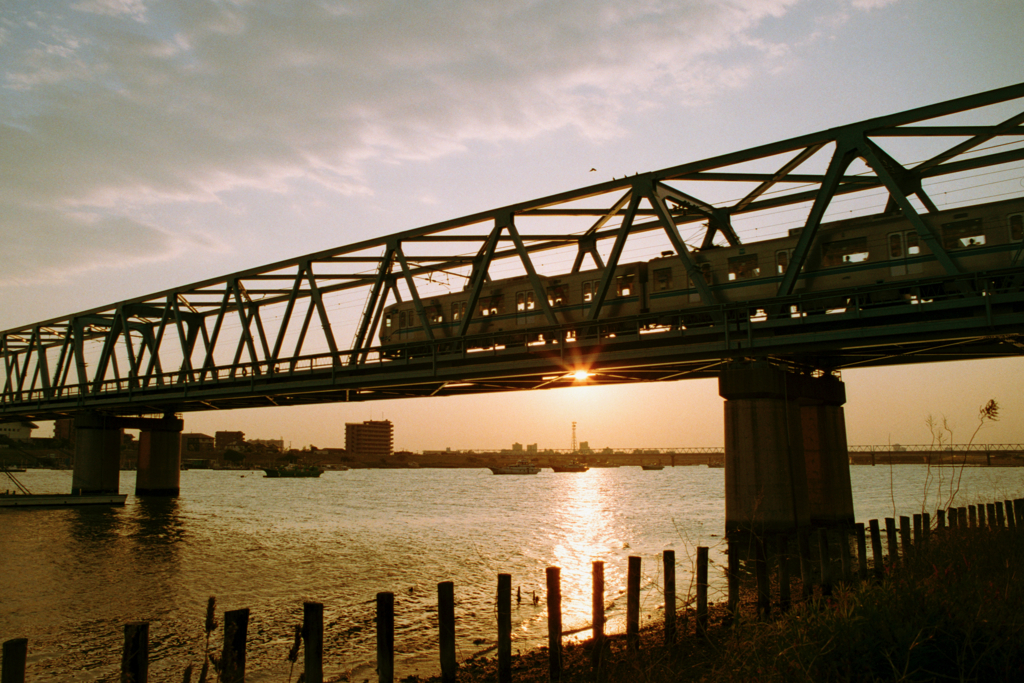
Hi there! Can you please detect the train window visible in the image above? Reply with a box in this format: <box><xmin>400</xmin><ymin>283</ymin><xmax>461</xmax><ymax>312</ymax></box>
<box><xmin>728</xmin><ymin>254</ymin><xmax>759</xmax><ymax>281</ymax></box>
<box><xmin>426</xmin><ymin>306</ymin><xmax>443</xmax><ymax>324</ymax></box>
<box><xmin>889</xmin><ymin>233</ymin><xmax>903</xmax><ymax>258</ymax></box>
<box><xmin>942</xmin><ymin>218</ymin><xmax>986</xmax><ymax>249</ymax></box>
<box><xmin>385</xmin><ymin>314</ymin><xmax>393</xmax><ymax>329</ymax></box>
<box><xmin>583</xmin><ymin>281</ymin><xmax>592</xmax><ymax>302</ymax></box>
<box><xmin>1010</xmin><ymin>213</ymin><xmax>1023</xmax><ymax>242</ymax></box>
<box><xmin>451</xmin><ymin>301</ymin><xmax>466</xmax><ymax>321</ymax></box>
<box><xmin>653</xmin><ymin>268</ymin><xmax>672</xmax><ymax>291</ymax></box>
<box><xmin>547</xmin><ymin>285</ymin><xmax>568</xmax><ymax>307</ymax></box>
<box><xmin>615</xmin><ymin>274</ymin><xmax>634</xmax><ymax>297</ymax></box>
<box><xmin>480</xmin><ymin>296</ymin><xmax>501</xmax><ymax>317</ymax></box>
<box><xmin>822</xmin><ymin>237</ymin><xmax>869</xmax><ymax>266</ymax></box>
<box><xmin>516</xmin><ymin>291</ymin><xmax>536</xmax><ymax>312</ymax></box>
<box><xmin>776</xmin><ymin>250</ymin><xmax>790</xmax><ymax>275</ymax></box>
<box><xmin>398</xmin><ymin>311</ymin><xmax>407</xmax><ymax>328</ymax></box>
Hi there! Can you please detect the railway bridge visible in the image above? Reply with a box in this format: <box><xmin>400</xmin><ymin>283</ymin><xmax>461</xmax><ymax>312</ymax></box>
<box><xmin>3</xmin><ymin>83</ymin><xmax>1024</xmax><ymax>531</ymax></box>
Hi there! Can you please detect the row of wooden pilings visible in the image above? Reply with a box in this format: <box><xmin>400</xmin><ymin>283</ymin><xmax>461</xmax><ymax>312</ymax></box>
<box><xmin>4</xmin><ymin>497</ymin><xmax>1022</xmax><ymax>683</ymax></box>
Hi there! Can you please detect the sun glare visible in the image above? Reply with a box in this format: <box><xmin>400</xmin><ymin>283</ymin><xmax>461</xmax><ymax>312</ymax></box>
<box><xmin>572</xmin><ymin>370</ymin><xmax>591</xmax><ymax>382</ymax></box>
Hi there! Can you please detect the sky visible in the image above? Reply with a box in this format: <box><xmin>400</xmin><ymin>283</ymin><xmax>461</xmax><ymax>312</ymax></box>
<box><xmin>2</xmin><ymin>0</ymin><xmax>1023</xmax><ymax>451</ymax></box>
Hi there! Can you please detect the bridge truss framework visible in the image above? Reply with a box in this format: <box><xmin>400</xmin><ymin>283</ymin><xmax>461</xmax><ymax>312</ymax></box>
<box><xmin>3</xmin><ymin>83</ymin><xmax>1024</xmax><ymax>422</ymax></box>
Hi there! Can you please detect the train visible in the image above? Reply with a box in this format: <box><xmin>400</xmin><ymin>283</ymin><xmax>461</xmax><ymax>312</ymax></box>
<box><xmin>379</xmin><ymin>196</ymin><xmax>1024</xmax><ymax>357</ymax></box>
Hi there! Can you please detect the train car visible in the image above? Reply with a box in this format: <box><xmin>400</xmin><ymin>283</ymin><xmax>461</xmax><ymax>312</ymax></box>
<box><xmin>379</xmin><ymin>197</ymin><xmax>1024</xmax><ymax>357</ymax></box>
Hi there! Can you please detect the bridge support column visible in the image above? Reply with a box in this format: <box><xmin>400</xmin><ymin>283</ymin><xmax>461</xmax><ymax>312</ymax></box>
<box><xmin>720</xmin><ymin>363</ymin><xmax>810</xmax><ymax>534</ymax></box>
<box><xmin>136</xmin><ymin>415</ymin><xmax>184</xmax><ymax>496</ymax></box>
<box><xmin>798</xmin><ymin>375</ymin><xmax>855</xmax><ymax>527</ymax></box>
<box><xmin>72</xmin><ymin>412</ymin><xmax>122</xmax><ymax>495</ymax></box>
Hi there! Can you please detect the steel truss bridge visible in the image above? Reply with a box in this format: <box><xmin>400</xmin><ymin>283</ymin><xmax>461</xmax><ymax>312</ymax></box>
<box><xmin>3</xmin><ymin>83</ymin><xmax>1024</xmax><ymax>422</ymax></box>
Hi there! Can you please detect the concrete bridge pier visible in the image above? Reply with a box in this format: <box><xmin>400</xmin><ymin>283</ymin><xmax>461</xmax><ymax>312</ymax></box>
<box><xmin>136</xmin><ymin>415</ymin><xmax>184</xmax><ymax>496</ymax></box>
<box><xmin>798</xmin><ymin>374</ymin><xmax>855</xmax><ymax>527</ymax></box>
<box><xmin>720</xmin><ymin>362</ymin><xmax>810</xmax><ymax>534</ymax></box>
<box><xmin>72</xmin><ymin>412</ymin><xmax>122</xmax><ymax>495</ymax></box>
<box><xmin>719</xmin><ymin>362</ymin><xmax>855</xmax><ymax>534</ymax></box>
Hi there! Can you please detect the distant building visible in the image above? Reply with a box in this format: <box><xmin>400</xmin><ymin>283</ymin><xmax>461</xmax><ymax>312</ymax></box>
<box><xmin>579</xmin><ymin>441</ymin><xmax>592</xmax><ymax>454</ymax></box>
<box><xmin>526</xmin><ymin>443</ymin><xmax>538</xmax><ymax>453</ymax></box>
<box><xmin>250</xmin><ymin>438</ymin><xmax>284</xmax><ymax>451</ymax></box>
<box><xmin>512</xmin><ymin>442</ymin><xmax>523</xmax><ymax>452</ymax></box>
<box><xmin>215</xmin><ymin>431</ymin><xmax>245</xmax><ymax>450</ymax></box>
<box><xmin>345</xmin><ymin>420</ymin><xmax>393</xmax><ymax>458</ymax></box>
<box><xmin>181</xmin><ymin>433</ymin><xmax>216</xmax><ymax>457</ymax></box>
<box><xmin>0</xmin><ymin>421</ymin><xmax>37</xmax><ymax>441</ymax></box>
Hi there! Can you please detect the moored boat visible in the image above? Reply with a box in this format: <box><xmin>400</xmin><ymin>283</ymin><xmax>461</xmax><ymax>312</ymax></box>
<box><xmin>263</xmin><ymin>464</ymin><xmax>323</xmax><ymax>478</ymax></box>
<box><xmin>551</xmin><ymin>460</ymin><xmax>589</xmax><ymax>472</ymax></box>
<box><xmin>641</xmin><ymin>462</ymin><xmax>665</xmax><ymax>470</ymax></box>
<box><xmin>489</xmin><ymin>460</ymin><xmax>541</xmax><ymax>475</ymax></box>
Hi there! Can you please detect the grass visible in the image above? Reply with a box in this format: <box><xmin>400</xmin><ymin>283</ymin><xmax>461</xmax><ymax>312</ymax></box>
<box><xmin>407</xmin><ymin>525</ymin><xmax>1024</xmax><ymax>682</ymax></box>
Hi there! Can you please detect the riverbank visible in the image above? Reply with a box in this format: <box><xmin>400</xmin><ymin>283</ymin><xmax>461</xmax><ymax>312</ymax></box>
<box><xmin>408</xmin><ymin>520</ymin><xmax>1024</xmax><ymax>683</ymax></box>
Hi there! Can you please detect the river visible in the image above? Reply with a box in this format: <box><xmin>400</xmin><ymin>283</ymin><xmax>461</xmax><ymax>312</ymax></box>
<box><xmin>2</xmin><ymin>464</ymin><xmax>1023</xmax><ymax>682</ymax></box>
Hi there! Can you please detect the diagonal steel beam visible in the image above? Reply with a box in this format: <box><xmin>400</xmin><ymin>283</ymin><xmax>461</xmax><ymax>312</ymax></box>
<box><xmin>649</xmin><ymin>180</ymin><xmax>717</xmax><ymax>305</ymax></box>
<box><xmin>777</xmin><ymin>136</ymin><xmax>862</xmax><ymax>297</ymax></box>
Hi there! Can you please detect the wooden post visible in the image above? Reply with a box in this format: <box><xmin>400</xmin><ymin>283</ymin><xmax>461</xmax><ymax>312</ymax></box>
<box><xmin>959</xmin><ymin>507</ymin><xmax>968</xmax><ymax>528</ymax></box>
<box><xmin>303</xmin><ymin>602</ymin><xmax>323</xmax><ymax>683</ymax></box>
<box><xmin>968</xmin><ymin>506</ymin><xmax>977</xmax><ymax>529</ymax></box>
<box><xmin>3</xmin><ymin>638</ymin><xmax>28</xmax><ymax>683</ymax></box>
<box><xmin>1005</xmin><ymin>501</ymin><xmax>1016</xmax><ymax>531</ymax></box>
<box><xmin>855</xmin><ymin>523</ymin><xmax>868</xmax><ymax>581</ymax></box>
<box><xmin>497</xmin><ymin>574</ymin><xmax>511</xmax><ymax>683</ymax></box>
<box><xmin>755</xmin><ymin>537</ymin><xmax>770</xmax><ymax>618</ymax></box>
<box><xmin>696</xmin><ymin>547</ymin><xmax>709</xmax><ymax>633</ymax></box>
<box><xmin>869</xmin><ymin>519</ymin><xmax>884</xmax><ymax>579</ymax></box>
<box><xmin>776</xmin><ymin>535</ymin><xmax>791</xmax><ymax>611</ymax></box>
<box><xmin>817</xmin><ymin>528</ymin><xmax>832</xmax><ymax>597</ymax></box>
<box><xmin>838</xmin><ymin>528</ymin><xmax>852</xmax><ymax>584</ymax></box>
<box><xmin>626</xmin><ymin>556</ymin><xmax>640</xmax><ymax>650</ymax></box>
<box><xmin>912</xmin><ymin>513</ymin><xmax>923</xmax><ymax>543</ymax></box>
<box><xmin>798</xmin><ymin>530</ymin><xmax>813</xmax><ymax>600</ymax></box>
<box><xmin>663</xmin><ymin>550</ymin><xmax>676</xmax><ymax>644</ymax></box>
<box><xmin>591</xmin><ymin>562</ymin><xmax>604</xmax><ymax>675</ymax></box>
<box><xmin>987</xmin><ymin>503</ymin><xmax>996</xmax><ymax>529</ymax></box>
<box><xmin>1016</xmin><ymin>499</ymin><xmax>1024</xmax><ymax>528</ymax></box>
<box><xmin>547</xmin><ymin>567</ymin><xmax>562</xmax><ymax>681</ymax></box>
<box><xmin>936</xmin><ymin>509</ymin><xmax>946</xmax><ymax>529</ymax></box>
<box><xmin>122</xmin><ymin>621</ymin><xmax>149</xmax><ymax>683</ymax></box>
<box><xmin>437</xmin><ymin>584</ymin><xmax>456</xmax><ymax>683</ymax></box>
<box><xmin>884</xmin><ymin>517</ymin><xmax>899</xmax><ymax>564</ymax></box>
<box><xmin>726</xmin><ymin>537</ymin><xmax>739</xmax><ymax>624</ymax></box>
<box><xmin>996</xmin><ymin>502</ymin><xmax>1006</xmax><ymax>529</ymax></box>
<box><xmin>922</xmin><ymin>512</ymin><xmax>930</xmax><ymax>541</ymax></box>
<box><xmin>948</xmin><ymin>508</ymin><xmax>958</xmax><ymax>529</ymax></box>
<box><xmin>899</xmin><ymin>516</ymin><xmax>912</xmax><ymax>565</ymax></box>
<box><xmin>221</xmin><ymin>608</ymin><xmax>249</xmax><ymax>683</ymax></box>
<box><xmin>376</xmin><ymin>593</ymin><xmax>394</xmax><ymax>683</ymax></box>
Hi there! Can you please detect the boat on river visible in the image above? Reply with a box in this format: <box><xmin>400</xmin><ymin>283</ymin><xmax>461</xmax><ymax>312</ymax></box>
<box><xmin>641</xmin><ymin>462</ymin><xmax>665</xmax><ymax>470</ymax></box>
<box><xmin>489</xmin><ymin>460</ymin><xmax>541</xmax><ymax>475</ymax></box>
<box><xmin>262</xmin><ymin>464</ymin><xmax>323</xmax><ymax>478</ymax></box>
<box><xmin>551</xmin><ymin>460</ymin><xmax>589</xmax><ymax>472</ymax></box>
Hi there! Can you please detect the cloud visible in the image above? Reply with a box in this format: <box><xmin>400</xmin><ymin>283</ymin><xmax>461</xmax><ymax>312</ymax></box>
<box><xmin>3</xmin><ymin>0</ymin><xmax>867</xmax><ymax>287</ymax></box>
<box><xmin>0</xmin><ymin>204</ymin><xmax>213</xmax><ymax>286</ymax></box>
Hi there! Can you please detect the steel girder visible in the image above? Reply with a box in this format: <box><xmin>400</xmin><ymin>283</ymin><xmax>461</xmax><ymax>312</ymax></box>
<box><xmin>2</xmin><ymin>82</ymin><xmax>1024</xmax><ymax>421</ymax></box>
